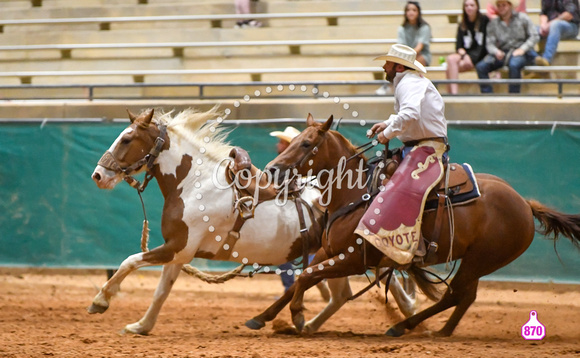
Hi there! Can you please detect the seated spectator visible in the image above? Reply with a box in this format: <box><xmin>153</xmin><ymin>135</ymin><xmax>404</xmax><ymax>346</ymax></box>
<box><xmin>534</xmin><ymin>0</ymin><xmax>580</xmax><ymax>66</ymax></box>
<box><xmin>446</xmin><ymin>0</ymin><xmax>489</xmax><ymax>94</ymax></box>
<box><xmin>398</xmin><ymin>1</ymin><xmax>432</xmax><ymax>66</ymax></box>
<box><xmin>486</xmin><ymin>0</ymin><xmax>527</xmax><ymax>18</ymax></box>
<box><xmin>234</xmin><ymin>0</ymin><xmax>262</xmax><ymax>28</ymax></box>
<box><xmin>475</xmin><ymin>0</ymin><xmax>539</xmax><ymax>93</ymax></box>
<box><xmin>377</xmin><ymin>1</ymin><xmax>431</xmax><ymax>95</ymax></box>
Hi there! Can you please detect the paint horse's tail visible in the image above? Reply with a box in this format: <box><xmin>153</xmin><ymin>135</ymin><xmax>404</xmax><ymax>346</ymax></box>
<box><xmin>181</xmin><ymin>263</ymin><xmax>246</xmax><ymax>284</ymax></box>
<box><xmin>528</xmin><ymin>200</ymin><xmax>580</xmax><ymax>250</ymax></box>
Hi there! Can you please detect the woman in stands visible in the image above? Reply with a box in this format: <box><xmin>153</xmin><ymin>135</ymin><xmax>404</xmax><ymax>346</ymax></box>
<box><xmin>445</xmin><ymin>0</ymin><xmax>489</xmax><ymax>94</ymax></box>
<box><xmin>377</xmin><ymin>1</ymin><xmax>431</xmax><ymax>95</ymax></box>
<box><xmin>398</xmin><ymin>1</ymin><xmax>432</xmax><ymax>66</ymax></box>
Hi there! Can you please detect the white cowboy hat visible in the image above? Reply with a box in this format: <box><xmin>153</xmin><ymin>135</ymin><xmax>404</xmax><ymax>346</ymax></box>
<box><xmin>373</xmin><ymin>44</ymin><xmax>427</xmax><ymax>74</ymax></box>
<box><xmin>269</xmin><ymin>126</ymin><xmax>301</xmax><ymax>143</ymax></box>
<box><xmin>495</xmin><ymin>0</ymin><xmax>520</xmax><ymax>7</ymax></box>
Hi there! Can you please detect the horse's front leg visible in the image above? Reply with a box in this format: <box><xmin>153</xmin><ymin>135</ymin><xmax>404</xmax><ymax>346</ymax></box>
<box><xmin>290</xmin><ymin>253</ymin><xmax>366</xmax><ymax>333</ymax></box>
<box><xmin>245</xmin><ymin>248</ymin><xmax>330</xmax><ymax>330</ymax></box>
<box><xmin>303</xmin><ymin>276</ymin><xmax>352</xmax><ymax>334</ymax></box>
<box><xmin>387</xmin><ymin>271</ymin><xmax>420</xmax><ymax>317</ymax></box>
<box><xmin>244</xmin><ymin>283</ymin><xmax>296</xmax><ymax>330</ymax></box>
<box><xmin>87</xmin><ymin>244</ymin><xmax>177</xmax><ymax>314</ymax></box>
<box><xmin>123</xmin><ymin>263</ymin><xmax>183</xmax><ymax>335</ymax></box>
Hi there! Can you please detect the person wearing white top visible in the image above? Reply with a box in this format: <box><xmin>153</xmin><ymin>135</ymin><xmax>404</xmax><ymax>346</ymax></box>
<box><xmin>369</xmin><ymin>46</ymin><xmax>447</xmax><ymax>145</ymax></box>
<box><xmin>355</xmin><ymin>44</ymin><xmax>449</xmax><ymax>266</ymax></box>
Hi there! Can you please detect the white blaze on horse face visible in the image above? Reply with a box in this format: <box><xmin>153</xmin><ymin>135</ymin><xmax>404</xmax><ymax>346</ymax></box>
<box><xmin>109</xmin><ymin>127</ymin><xmax>134</xmax><ymax>153</ymax></box>
<box><xmin>92</xmin><ymin>127</ymin><xmax>135</xmax><ymax>189</ymax></box>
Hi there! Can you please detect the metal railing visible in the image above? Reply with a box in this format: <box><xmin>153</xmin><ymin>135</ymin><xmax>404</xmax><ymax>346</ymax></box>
<box><xmin>1</xmin><ymin>65</ymin><xmax>578</xmax><ymax>80</ymax></box>
<box><xmin>1</xmin><ymin>79</ymin><xmax>579</xmax><ymax>101</ymax></box>
<box><xmin>0</xmin><ymin>9</ymin><xmax>541</xmax><ymax>27</ymax></box>
<box><xmin>0</xmin><ymin>8</ymin><xmax>548</xmax><ymax>34</ymax></box>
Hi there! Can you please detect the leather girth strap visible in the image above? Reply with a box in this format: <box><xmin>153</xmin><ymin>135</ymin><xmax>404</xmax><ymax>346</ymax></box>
<box><xmin>213</xmin><ymin>194</ymin><xmax>316</xmax><ymax>265</ymax></box>
<box><xmin>294</xmin><ymin>197</ymin><xmax>310</xmax><ymax>272</ymax></box>
<box><xmin>213</xmin><ymin>214</ymin><xmax>247</xmax><ymax>261</ymax></box>
<box><xmin>421</xmin><ymin>193</ymin><xmax>446</xmax><ymax>265</ymax></box>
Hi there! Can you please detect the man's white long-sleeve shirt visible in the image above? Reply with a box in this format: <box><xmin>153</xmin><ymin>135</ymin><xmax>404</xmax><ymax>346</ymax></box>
<box><xmin>382</xmin><ymin>70</ymin><xmax>447</xmax><ymax>143</ymax></box>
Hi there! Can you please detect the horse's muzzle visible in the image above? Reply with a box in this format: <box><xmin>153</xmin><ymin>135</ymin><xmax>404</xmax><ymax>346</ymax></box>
<box><xmin>265</xmin><ymin>164</ymin><xmax>288</xmax><ymax>186</ymax></box>
<box><xmin>92</xmin><ymin>166</ymin><xmax>119</xmax><ymax>189</ymax></box>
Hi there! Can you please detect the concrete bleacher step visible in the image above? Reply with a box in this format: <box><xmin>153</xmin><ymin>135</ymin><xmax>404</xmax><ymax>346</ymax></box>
<box><xmin>0</xmin><ymin>23</ymin><xmax>458</xmax><ymax>46</ymax></box>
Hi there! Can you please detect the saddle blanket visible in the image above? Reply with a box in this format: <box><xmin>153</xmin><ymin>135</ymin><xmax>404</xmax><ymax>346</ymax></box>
<box><xmin>424</xmin><ymin>163</ymin><xmax>481</xmax><ymax>211</ymax></box>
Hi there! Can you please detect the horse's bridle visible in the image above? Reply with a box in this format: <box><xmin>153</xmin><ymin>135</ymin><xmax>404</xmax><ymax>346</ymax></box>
<box><xmin>289</xmin><ymin>130</ymin><xmax>378</xmax><ymax>177</ymax></box>
<box><xmin>294</xmin><ymin>132</ymin><xmax>326</xmax><ymax>170</ymax></box>
<box><xmin>97</xmin><ymin>124</ymin><xmax>167</xmax><ymax>192</ymax></box>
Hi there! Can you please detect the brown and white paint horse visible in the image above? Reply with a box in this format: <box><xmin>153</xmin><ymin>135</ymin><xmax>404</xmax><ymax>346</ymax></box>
<box><xmin>89</xmin><ymin>108</ymin><xmax>418</xmax><ymax>335</ymax></box>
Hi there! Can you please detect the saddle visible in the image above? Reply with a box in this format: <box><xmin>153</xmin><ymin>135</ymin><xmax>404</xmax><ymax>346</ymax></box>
<box><xmin>372</xmin><ymin>151</ymin><xmax>480</xmax><ymax>211</ymax></box>
<box><xmin>425</xmin><ymin>163</ymin><xmax>480</xmax><ymax>211</ymax></box>
<box><xmin>367</xmin><ymin>148</ymin><xmax>481</xmax><ymax>266</ymax></box>
<box><xmin>226</xmin><ymin>147</ymin><xmax>282</xmax><ymax>206</ymax></box>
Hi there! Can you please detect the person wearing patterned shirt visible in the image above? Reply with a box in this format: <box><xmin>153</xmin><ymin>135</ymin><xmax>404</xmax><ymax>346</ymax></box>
<box><xmin>475</xmin><ymin>0</ymin><xmax>539</xmax><ymax>93</ymax></box>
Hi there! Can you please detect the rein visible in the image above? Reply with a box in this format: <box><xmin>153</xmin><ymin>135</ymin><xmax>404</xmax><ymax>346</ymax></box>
<box><xmin>295</xmin><ymin>136</ymin><xmax>378</xmax><ymax>188</ymax></box>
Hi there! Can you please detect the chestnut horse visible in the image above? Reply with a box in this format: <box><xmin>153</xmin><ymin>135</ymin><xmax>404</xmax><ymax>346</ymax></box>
<box><xmin>247</xmin><ymin>113</ymin><xmax>580</xmax><ymax>337</ymax></box>
<box><xmin>88</xmin><ymin>108</ymin><xmax>419</xmax><ymax>335</ymax></box>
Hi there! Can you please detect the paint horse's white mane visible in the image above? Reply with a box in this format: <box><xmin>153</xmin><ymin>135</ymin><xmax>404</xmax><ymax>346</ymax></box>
<box><xmin>153</xmin><ymin>107</ymin><xmax>233</xmax><ymax>162</ymax></box>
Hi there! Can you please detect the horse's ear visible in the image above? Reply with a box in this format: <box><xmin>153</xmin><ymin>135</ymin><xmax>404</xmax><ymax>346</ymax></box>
<box><xmin>306</xmin><ymin>113</ymin><xmax>316</xmax><ymax>127</ymax></box>
<box><xmin>127</xmin><ymin>109</ymin><xmax>138</xmax><ymax>123</ymax></box>
<box><xmin>321</xmin><ymin>115</ymin><xmax>334</xmax><ymax>132</ymax></box>
<box><xmin>142</xmin><ymin>108</ymin><xmax>154</xmax><ymax>126</ymax></box>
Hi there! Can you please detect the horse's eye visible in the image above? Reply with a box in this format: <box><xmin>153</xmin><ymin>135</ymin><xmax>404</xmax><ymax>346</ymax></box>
<box><xmin>301</xmin><ymin>141</ymin><xmax>311</xmax><ymax>148</ymax></box>
<box><xmin>120</xmin><ymin>138</ymin><xmax>131</xmax><ymax>145</ymax></box>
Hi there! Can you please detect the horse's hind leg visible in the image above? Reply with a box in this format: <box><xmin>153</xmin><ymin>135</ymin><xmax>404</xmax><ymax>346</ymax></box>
<box><xmin>302</xmin><ymin>271</ymin><xmax>419</xmax><ymax>334</ymax></box>
<box><xmin>387</xmin><ymin>272</ymin><xmax>420</xmax><ymax>317</ymax></box>
<box><xmin>434</xmin><ymin>278</ymin><xmax>478</xmax><ymax>337</ymax></box>
<box><xmin>123</xmin><ymin>263</ymin><xmax>183</xmax><ymax>335</ymax></box>
<box><xmin>386</xmin><ymin>286</ymin><xmax>456</xmax><ymax>337</ymax></box>
<box><xmin>303</xmin><ymin>276</ymin><xmax>352</xmax><ymax>334</ymax></box>
<box><xmin>386</xmin><ymin>266</ymin><xmax>479</xmax><ymax>337</ymax></box>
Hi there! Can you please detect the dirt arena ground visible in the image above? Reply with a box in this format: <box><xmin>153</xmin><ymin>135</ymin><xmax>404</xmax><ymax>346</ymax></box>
<box><xmin>0</xmin><ymin>268</ymin><xmax>578</xmax><ymax>358</ymax></box>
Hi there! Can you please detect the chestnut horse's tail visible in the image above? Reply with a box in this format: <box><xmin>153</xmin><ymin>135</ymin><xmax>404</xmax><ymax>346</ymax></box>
<box><xmin>528</xmin><ymin>200</ymin><xmax>580</xmax><ymax>250</ymax></box>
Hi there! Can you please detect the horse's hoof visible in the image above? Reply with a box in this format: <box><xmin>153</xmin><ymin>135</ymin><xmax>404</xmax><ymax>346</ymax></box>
<box><xmin>292</xmin><ymin>313</ymin><xmax>305</xmax><ymax>333</ymax></box>
<box><xmin>302</xmin><ymin>323</ymin><xmax>316</xmax><ymax>335</ymax></box>
<box><xmin>385</xmin><ymin>326</ymin><xmax>405</xmax><ymax>337</ymax></box>
<box><xmin>244</xmin><ymin>318</ymin><xmax>266</xmax><ymax>330</ymax></box>
<box><xmin>122</xmin><ymin>323</ymin><xmax>149</xmax><ymax>335</ymax></box>
<box><xmin>432</xmin><ymin>329</ymin><xmax>452</xmax><ymax>337</ymax></box>
<box><xmin>87</xmin><ymin>303</ymin><xmax>108</xmax><ymax>314</ymax></box>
